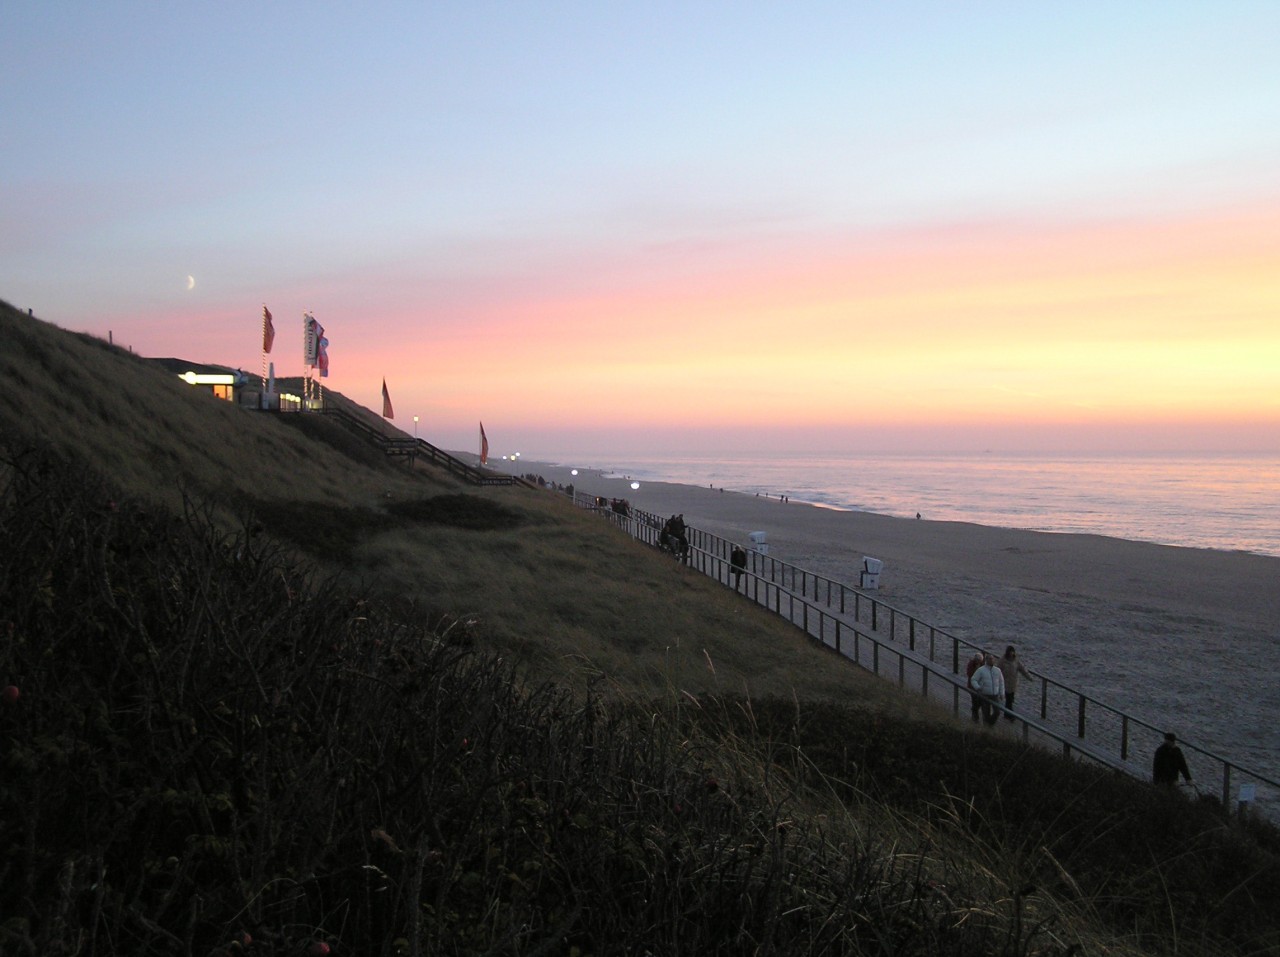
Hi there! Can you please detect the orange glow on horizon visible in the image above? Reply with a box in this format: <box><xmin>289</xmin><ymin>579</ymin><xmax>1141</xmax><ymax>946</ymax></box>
<box><xmin>119</xmin><ymin>200</ymin><xmax>1278</xmax><ymax>451</ymax></box>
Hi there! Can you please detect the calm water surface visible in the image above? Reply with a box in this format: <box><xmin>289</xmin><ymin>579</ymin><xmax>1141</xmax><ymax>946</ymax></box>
<box><xmin>576</xmin><ymin>452</ymin><xmax>1280</xmax><ymax>557</ymax></box>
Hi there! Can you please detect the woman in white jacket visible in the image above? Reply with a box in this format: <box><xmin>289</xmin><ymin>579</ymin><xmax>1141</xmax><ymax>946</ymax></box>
<box><xmin>969</xmin><ymin>653</ymin><xmax>1006</xmax><ymax>726</ymax></box>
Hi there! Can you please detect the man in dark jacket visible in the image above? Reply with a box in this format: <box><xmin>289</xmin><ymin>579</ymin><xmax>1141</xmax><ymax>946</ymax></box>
<box><xmin>729</xmin><ymin>545</ymin><xmax>748</xmax><ymax>589</ymax></box>
<box><xmin>1152</xmin><ymin>732</ymin><xmax>1193</xmax><ymax>787</ymax></box>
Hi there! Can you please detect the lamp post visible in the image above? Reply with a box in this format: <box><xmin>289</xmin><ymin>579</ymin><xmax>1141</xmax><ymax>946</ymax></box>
<box><xmin>413</xmin><ymin>415</ymin><xmax>419</xmax><ymax>440</ymax></box>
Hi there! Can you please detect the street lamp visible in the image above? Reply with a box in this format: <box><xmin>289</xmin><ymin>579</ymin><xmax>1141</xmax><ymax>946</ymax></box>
<box><xmin>413</xmin><ymin>415</ymin><xmax>419</xmax><ymax>439</ymax></box>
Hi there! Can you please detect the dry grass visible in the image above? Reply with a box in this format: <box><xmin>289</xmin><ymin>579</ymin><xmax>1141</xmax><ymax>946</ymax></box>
<box><xmin>0</xmin><ymin>301</ymin><xmax>450</xmax><ymax>518</ymax></box>
<box><xmin>5</xmin><ymin>300</ymin><xmax>1278</xmax><ymax>956</ymax></box>
<box><xmin>0</xmin><ymin>301</ymin><xmax>941</xmax><ymax>719</ymax></box>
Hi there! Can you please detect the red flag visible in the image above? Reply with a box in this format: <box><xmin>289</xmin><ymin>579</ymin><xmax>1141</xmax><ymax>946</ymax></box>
<box><xmin>381</xmin><ymin>379</ymin><xmax>394</xmax><ymax>419</ymax></box>
<box><xmin>262</xmin><ymin>306</ymin><xmax>275</xmax><ymax>353</ymax></box>
<box><xmin>479</xmin><ymin>422</ymin><xmax>489</xmax><ymax>465</ymax></box>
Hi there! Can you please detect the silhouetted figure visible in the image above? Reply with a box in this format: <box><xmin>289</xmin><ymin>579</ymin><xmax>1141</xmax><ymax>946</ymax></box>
<box><xmin>1153</xmin><ymin>732</ymin><xmax>1193</xmax><ymax>787</ymax></box>
<box><xmin>660</xmin><ymin>515</ymin><xmax>689</xmax><ymax>562</ymax></box>
<box><xmin>730</xmin><ymin>545</ymin><xmax>747</xmax><ymax>589</ymax></box>
<box><xmin>965</xmin><ymin>652</ymin><xmax>984</xmax><ymax>723</ymax></box>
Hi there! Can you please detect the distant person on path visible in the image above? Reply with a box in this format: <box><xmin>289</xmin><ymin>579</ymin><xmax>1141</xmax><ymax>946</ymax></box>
<box><xmin>1153</xmin><ymin>732</ymin><xmax>1193</xmax><ymax>788</ymax></box>
<box><xmin>997</xmin><ymin>645</ymin><xmax>1031</xmax><ymax>721</ymax></box>
<box><xmin>730</xmin><ymin>545</ymin><xmax>747</xmax><ymax>590</ymax></box>
<box><xmin>969</xmin><ymin>653</ymin><xmax>1005</xmax><ymax>726</ymax></box>
<box><xmin>660</xmin><ymin>515</ymin><xmax>688</xmax><ymax>562</ymax></box>
<box><xmin>965</xmin><ymin>652</ymin><xmax>985</xmax><ymax>723</ymax></box>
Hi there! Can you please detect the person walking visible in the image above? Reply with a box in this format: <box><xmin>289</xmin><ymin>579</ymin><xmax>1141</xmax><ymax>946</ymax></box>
<box><xmin>965</xmin><ymin>652</ymin><xmax>984</xmax><ymax>723</ymax></box>
<box><xmin>730</xmin><ymin>545</ymin><xmax>747</xmax><ymax>590</ymax></box>
<box><xmin>1152</xmin><ymin>732</ymin><xmax>1194</xmax><ymax>788</ymax></box>
<box><xmin>969</xmin><ymin>653</ymin><xmax>1006</xmax><ymax>726</ymax></box>
<box><xmin>997</xmin><ymin>645</ymin><xmax>1032</xmax><ymax>721</ymax></box>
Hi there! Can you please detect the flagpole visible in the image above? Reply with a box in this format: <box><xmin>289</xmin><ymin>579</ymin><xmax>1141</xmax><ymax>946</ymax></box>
<box><xmin>260</xmin><ymin>305</ymin><xmax>268</xmax><ymax>394</ymax></box>
<box><xmin>303</xmin><ymin>312</ymin><xmax>311</xmax><ymax>409</ymax></box>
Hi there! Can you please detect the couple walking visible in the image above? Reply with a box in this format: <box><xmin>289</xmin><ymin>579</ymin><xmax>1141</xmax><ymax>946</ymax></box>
<box><xmin>967</xmin><ymin>646</ymin><xmax>1031</xmax><ymax>726</ymax></box>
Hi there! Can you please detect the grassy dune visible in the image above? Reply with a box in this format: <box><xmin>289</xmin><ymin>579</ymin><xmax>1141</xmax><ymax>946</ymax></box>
<box><xmin>2</xmin><ymin>299</ymin><xmax>1278</xmax><ymax>956</ymax></box>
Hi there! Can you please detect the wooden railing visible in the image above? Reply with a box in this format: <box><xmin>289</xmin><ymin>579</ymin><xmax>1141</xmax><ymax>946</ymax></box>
<box><xmin>577</xmin><ymin>494</ymin><xmax>1279</xmax><ymax>817</ymax></box>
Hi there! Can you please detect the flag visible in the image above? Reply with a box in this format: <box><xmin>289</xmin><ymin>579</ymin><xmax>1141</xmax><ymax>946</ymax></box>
<box><xmin>479</xmin><ymin>422</ymin><xmax>489</xmax><ymax>466</ymax></box>
<box><xmin>316</xmin><ymin>323</ymin><xmax>329</xmax><ymax>378</ymax></box>
<box><xmin>381</xmin><ymin>379</ymin><xmax>394</xmax><ymax>419</ymax></box>
<box><xmin>262</xmin><ymin>305</ymin><xmax>275</xmax><ymax>353</ymax></box>
<box><xmin>304</xmin><ymin>314</ymin><xmax>319</xmax><ymax>365</ymax></box>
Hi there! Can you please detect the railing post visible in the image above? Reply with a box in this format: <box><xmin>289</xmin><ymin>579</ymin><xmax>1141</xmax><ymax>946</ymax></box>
<box><xmin>835</xmin><ymin>619</ymin><xmax>842</xmax><ymax>654</ymax></box>
<box><xmin>909</xmin><ymin>617</ymin><xmax>916</xmax><ymax>651</ymax></box>
<box><xmin>1040</xmin><ymin>679</ymin><xmax>1048</xmax><ymax>720</ymax></box>
<box><xmin>871</xmin><ymin>600</ymin><xmax>878</xmax><ymax>631</ymax></box>
<box><xmin>1077</xmin><ymin>696</ymin><xmax>1086</xmax><ymax>739</ymax></box>
<box><xmin>1222</xmin><ymin>764</ymin><xmax>1231</xmax><ymax>810</ymax></box>
<box><xmin>1120</xmin><ymin>716</ymin><xmax>1129</xmax><ymax>760</ymax></box>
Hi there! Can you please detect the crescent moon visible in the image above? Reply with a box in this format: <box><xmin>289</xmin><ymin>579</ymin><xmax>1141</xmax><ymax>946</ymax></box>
<box><xmin>186</xmin><ymin>275</ymin><xmax>195</xmax><ymax>290</ymax></box>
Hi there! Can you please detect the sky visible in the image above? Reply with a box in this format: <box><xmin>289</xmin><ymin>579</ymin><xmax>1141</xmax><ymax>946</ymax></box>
<box><xmin>3</xmin><ymin>2</ymin><xmax>1279</xmax><ymax>460</ymax></box>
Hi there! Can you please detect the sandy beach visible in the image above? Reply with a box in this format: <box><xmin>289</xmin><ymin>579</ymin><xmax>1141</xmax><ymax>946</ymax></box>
<box><xmin>507</xmin><ymin>459</ymin><xmax>1280</xmax><ymax>784</ymax></box>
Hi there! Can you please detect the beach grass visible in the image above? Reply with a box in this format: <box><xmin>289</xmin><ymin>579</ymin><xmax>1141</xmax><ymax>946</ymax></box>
<box><xmin>2</xmin><ymin>298</ymin><xmax>1279</xmax><ymax>956</ymax></box>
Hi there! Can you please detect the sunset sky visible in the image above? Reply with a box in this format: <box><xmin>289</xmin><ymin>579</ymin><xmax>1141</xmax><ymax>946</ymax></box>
<box><xmin>4</xmin><ymin>3</ymin><xmax>1278</xmax><ymax>459</ymax></box>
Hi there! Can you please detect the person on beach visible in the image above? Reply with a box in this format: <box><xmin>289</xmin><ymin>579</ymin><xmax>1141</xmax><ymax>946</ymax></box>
<box><xmin>969</xmin><ymin>653</ymin><xmax>1006</xmax><ymax>726</ymax></box>
<box><xmin>730</xmin><ymin>545</ymin><xmax>747</xmax><ymax>589</ymax></box>
<box><xmin>965</xmin><ymin>652</ymin><xmax>985</xmax><ymax>723</ymax></box>
<box><xmin>1152</xmin><ymin>732</ymin><xmax>1193</xmax><ymax>788</ymax></box>
<box><xmin>997</xmin><ymin>645</ymin><xmax>1031</xmax><ymax>720</ymax></box>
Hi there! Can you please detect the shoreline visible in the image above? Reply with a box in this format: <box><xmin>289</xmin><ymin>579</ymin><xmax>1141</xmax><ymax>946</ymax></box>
<box><xmin>499</xmin><ymin>457</ymin><xmax>1280</xmax><ymax>784</ymax></box>
<box><xmin>497</xmin><ymin>450</ymin><xmax>1280</xmax><ymax>559</ymax></box>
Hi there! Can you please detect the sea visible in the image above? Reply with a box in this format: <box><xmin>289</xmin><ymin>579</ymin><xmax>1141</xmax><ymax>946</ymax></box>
<box><xmin>574</xmin><ymin>451</ymin><xmax>1280</xmax><ymax>558</ymax></box>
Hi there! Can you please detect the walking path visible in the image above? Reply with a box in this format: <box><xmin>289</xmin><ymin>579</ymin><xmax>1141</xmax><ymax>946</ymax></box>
<box><xmin>578</xmin><ymin>493</ymin><xmax>1278</xmax><ymax>819</ymax></box>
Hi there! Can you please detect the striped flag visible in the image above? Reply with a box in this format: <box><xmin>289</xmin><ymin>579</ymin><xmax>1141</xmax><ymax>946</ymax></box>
<box><xmin>262</xmin><ymin>306</ymin><xmax>275</xmax><ymax>353</ymax></box>
<box><xmin>316</xmin><ymin>324</ymin><xmax>329</xmax><ymax>378</ymax></box>
<box><xmin>382</xmin><ymin>379</ymin><xmax>394</xmax><ymax>419</ymax></box>
<box><xmin>479</xmin><ymin>422</ymin><xmax>489</xmax><ymax>465</ymax></box>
